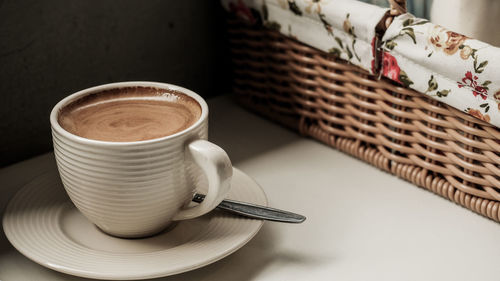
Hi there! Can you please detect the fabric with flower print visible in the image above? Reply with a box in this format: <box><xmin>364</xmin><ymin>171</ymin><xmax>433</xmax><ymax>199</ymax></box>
<box><xmin>467</xmin><ymin>108</ymin><xmax>491</xmax><ymax>123</ymax></box>
<box><xmin>428</xmin><ymin>25</ymin><xmax>468</xmax><ymax>56</ymax></box>
<box><xmin>221</xmin><ymin>0</ymin><xmax>389</xmax><ymax>74</ymax></box>
<box><xmin>381</xmin><ymin>13</ymin><xmax>500</xmax><ymax>127</ymax></box>
<box><xmin>381</xmin><ymin>52</ymin><xmax>413</xmax><ymax>88</ymax></box>
<box><xmin>457</xmin><ymin>71</ymin><xmax>489</xmax><ymax>100</ymax></box>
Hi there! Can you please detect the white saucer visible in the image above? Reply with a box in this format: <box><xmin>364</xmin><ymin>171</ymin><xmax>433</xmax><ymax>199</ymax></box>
<box><xmin>3</xmin><ymin>168</ymin><xmax>267</xmax><ymax>280</ymax></box>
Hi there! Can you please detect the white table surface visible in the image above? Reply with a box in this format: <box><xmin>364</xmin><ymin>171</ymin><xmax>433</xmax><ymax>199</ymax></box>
<box><xmin>1</xmin><ymin>95</ymin><xmax>500</xmax><ymax>281</ymax></box>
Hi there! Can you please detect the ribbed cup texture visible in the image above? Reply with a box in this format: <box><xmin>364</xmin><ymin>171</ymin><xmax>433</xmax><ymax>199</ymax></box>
<box><xmin>52</xmin><ymin>120</ymin><xmax>208</xmax><ymax>238</ymax></box>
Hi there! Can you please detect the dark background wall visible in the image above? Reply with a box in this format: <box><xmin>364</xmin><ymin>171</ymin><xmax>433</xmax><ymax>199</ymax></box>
<box><xmin>0</xmin><ymin>0</ymin><xmax>229</xmax><ymax>167</ymax></box>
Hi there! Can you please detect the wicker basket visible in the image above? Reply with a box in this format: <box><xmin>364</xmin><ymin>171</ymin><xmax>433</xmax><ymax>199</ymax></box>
<box><xmin>228</xmin><ymin>0</ymin><xmax>500</xmax><ymax>221</ymax></box>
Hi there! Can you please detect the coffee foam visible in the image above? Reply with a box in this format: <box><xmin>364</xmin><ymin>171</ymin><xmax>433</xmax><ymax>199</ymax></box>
<box><xmin>58</xmin><ymin>87</ymin><xmax>202</xmax><ymax>142</ymax></box>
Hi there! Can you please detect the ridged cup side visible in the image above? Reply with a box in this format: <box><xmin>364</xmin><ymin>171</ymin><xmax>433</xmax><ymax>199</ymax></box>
<box><xmin>52</xmin><ymin>120</ymin><xmax>208</xmax><ymax>238</ymax></box>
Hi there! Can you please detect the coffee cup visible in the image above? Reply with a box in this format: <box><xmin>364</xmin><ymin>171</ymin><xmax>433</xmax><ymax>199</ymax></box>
<box><xmin>50</xmin><ymin>82</ymin><xmax>232</xmax><ymax>238</ymax></box>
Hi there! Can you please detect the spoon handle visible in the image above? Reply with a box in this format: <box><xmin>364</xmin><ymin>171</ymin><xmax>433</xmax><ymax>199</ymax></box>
<box><xmin>192</xmin><ymin>193</ymin><xmax>306</xmax><ymax>223</ymax></box>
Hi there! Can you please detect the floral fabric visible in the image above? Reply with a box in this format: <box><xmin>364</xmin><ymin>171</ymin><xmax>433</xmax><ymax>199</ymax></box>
<box><xmin>221</xmin><ymin>0</ymin><xmax>389</xmax><ymax>74</ymax></box>
<box><xmin>381</xmin><ymin>14</ymin><xmax>500</xmax><ymax>126</ymax></box>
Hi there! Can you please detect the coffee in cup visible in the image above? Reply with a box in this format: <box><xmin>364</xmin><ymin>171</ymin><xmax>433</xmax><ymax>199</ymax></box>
<box><xmin>50</xmin><ymin>82</ymin><xmax>232</xmax><ymax>238</ymax></box>
<box><xmin>58</xmin><ymin>87</ymin><xmax>202</xmax><ymax>142</ymax></box>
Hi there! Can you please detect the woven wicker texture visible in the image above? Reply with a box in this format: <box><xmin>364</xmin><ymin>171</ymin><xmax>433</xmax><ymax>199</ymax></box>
<box><xmin>228</xmin><ymin>20</ymin><xmax>500</xmax><ymax>222</ymax></box>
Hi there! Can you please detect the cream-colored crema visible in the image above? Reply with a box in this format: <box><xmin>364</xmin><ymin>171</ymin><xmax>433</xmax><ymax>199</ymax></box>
<box><xmin>58</xmin><ymin>87</ymin><xmax>201</xmax><ymax>142</ymax></box>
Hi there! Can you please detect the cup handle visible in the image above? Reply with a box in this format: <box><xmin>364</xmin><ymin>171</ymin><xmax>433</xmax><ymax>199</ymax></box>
<box><xmin>172</xmin><ymin>139</ymin><xmax>232</xmax><ymax>221</ymax></box>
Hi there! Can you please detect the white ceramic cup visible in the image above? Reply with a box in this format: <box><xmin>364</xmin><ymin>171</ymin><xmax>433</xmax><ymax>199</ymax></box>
<box><xmin>50</xmin><ymin>82</ymin><xmax>232</xmax><ymax>238</ymax></box>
